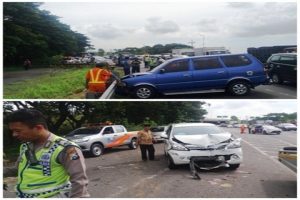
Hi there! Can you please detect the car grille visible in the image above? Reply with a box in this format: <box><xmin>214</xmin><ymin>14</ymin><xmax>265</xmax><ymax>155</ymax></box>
<box><xmin>191</xmin><ymin>155</ymin><xmax>231</xmax><ymax>168</ymax></box>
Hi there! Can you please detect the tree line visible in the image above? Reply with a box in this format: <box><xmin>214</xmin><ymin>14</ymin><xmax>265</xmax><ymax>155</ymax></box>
<box><xmin>110</xmin><ymin>43</ymin><xmax>193</xmax><ymax>55</ymax></box>
<box><xmin>3</xmin><ymin>101</ymin><xmax>207</xmax><ymax>146</ymax></box>
<box><xmin>3</xmin><ymin>2</ymin><xmax>91</xmax><ymax>67</ymax></box>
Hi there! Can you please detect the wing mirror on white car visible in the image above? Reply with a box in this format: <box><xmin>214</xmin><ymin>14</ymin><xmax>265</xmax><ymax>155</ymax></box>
<box><xmin>161</xmin><ymin>132</ymin><xmax>168</xmax><ymax>139</ymax></box>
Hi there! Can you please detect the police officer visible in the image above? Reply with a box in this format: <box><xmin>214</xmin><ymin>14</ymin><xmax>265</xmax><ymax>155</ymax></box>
<box><xmin>5</xmin><ymin>109</ymin><xmax>90</xmax><ymax>198</ymax></box>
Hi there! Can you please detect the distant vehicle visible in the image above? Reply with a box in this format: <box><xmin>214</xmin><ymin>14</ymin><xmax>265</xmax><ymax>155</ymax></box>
<box><xmin>276</xmin><ymin>123</ymin><xmax>297</xmax><ymax>131</ymax></box>
<box><xmin>266</xmin><ymin>53</ymin><xmax>297</xmax><ymax>84</ymax></box>
<box><xmin>117</xmin><ymin>54</ymin><xmax>267</xmax><ymax>99</ymax></box>
<box><xmin>93</xmin><ymin>56</ymin><xmax>116</xmax><ymax>66</ymax></box>
<box><xmin>65</xmin><ymin>125</ymin><xmax>137</xmax><ymax>157</ymax></box>
<box><xmin>150</xmin><ymin>126</ymin><xmax>168</xmax><ymax>142</ymax></box>
<box><xmin>278</xmin><ymin>147</ymin><xmax>297</xmax><ymax>172</ymax></box>
<box><xmin>219</xmin><ymin>123</ymin><xmax>228</xmax><ymax>127</ymax></box>
<box><xmin>161</xmin><ymin>123</ymin><xmax>243</xmax><ymax>170</ymax></box>
<box><xmin>251</xmin><ymin>125</ymin><xmax>281</xmax><ymax>135</ymax></box>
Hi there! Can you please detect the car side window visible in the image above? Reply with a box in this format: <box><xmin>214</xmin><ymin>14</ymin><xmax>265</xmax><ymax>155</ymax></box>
<box><xmin>221</xmin><ymin>55</ymin><xmax>252</xmax><ymax>67</ymax></box>
<box><xmin>114</xmin><ymin>126</ymin><xmax>125</xmax><ymax>133</ymax></box>
<box><xmin>193</xmin><ymin>57</ymin><xmax>222</xmax><ymax>70</ymax></box>
<box><xmin>270</xmin><ymin>55</ymin><xmax>280</xmax><ymax>62</ymax></box>
<box><xmin>162</xmin><ymin>60</ymin><xmax>189</xmax><ymax>73</ymax></box>
<box><xmin>280</xmin><ymin>56</ymin><xmax>296</xmax><ymax>66</ymax></box>
<box><xmin>103</xmin><ymin>127</ymin><xmax>114</xmax><ymax>134</ymax></box>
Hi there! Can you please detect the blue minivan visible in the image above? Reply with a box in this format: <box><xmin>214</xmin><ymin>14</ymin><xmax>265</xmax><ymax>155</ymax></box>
<box><xmin>118</xmin><ymin>54</ymin><xmax>267</xmax><ymax>99</ymax></box>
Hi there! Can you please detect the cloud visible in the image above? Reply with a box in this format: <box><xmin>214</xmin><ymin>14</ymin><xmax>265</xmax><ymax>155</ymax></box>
<box><xmin>227</xmin><ymin>2</ymin><xmax>255</xmax><ymax>9</ymax></box>
<box><xmin>233</xmin><ymin>18</ymin><xmax>297</xmax><ymax>37</ymax></box>
<box><xmin>86</xmin><ymin>24</ymin><xmax>124</xmax><ymax>39</ymax></box>
<box><xmin>145</xmin><ymin>17</ymin><xmax>180</xmax><ymax>34</ymax></box>
<box><xmin>227</xmin><ymin>2</ymin><xmax>297</xmax><ymax>38</ymax></box>
<box><xmin>194</xmin><ymin>18</ymin><xmax>219</xmax><ymax>33</ymax></box>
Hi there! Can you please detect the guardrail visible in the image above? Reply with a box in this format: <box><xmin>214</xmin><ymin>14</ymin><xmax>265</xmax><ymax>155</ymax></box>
<box><xmin>100</xmin><ymin>80</ymin><xmax>117</xmax><ymax>99</ymax></box>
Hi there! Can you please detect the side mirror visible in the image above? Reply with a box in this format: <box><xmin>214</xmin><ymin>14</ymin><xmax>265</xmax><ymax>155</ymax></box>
<box><xmin>160</xmin><ymin>69</ymin><xmax>165</xmax><ymax>74</ymax></box>
<box><xmin>161</xmin><ymin>132</ymin><xmax>168</xmax><ymax>139</ymax></box>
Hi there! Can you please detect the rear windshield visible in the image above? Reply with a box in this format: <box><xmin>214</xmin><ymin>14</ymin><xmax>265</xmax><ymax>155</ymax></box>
<box><xmin>67</xmin><ymin>127</ymin><xmax>102</xmax><ymax>136</ymax></box>
<box><xmin>151</xmin><ymin>127</ymin><xmax>165</xmax><ymax>132</ymax></box>
<box><xmin>221</xmin><ymin>55</ymin><xmax>252</xmax><ymax>67</ymax></box>
<box><xmin>172</xmin><ymin>126</ymin><xmax>224</xmax><ymax>135</ymax></box>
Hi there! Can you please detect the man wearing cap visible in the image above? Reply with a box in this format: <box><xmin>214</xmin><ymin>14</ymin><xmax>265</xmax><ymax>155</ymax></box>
<box><xmin>137</xmin><ymin>124</ymin><xmax>156</xmax><ymax>161</ymax></box>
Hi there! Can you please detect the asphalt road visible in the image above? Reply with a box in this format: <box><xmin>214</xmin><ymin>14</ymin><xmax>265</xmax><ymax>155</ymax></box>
<box><xmin>3</xmin><ymin>128</ymin><xmax>296</xmax><ymax>198</ymax></box>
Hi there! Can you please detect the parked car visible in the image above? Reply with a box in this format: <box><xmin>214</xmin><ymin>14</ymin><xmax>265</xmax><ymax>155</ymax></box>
<box><xmin>266</xmin><ymin>53</ymin><xmax>297</xmax><ymax>84</ymax></box>
<box><xmin>161</xmin><ymin>123</ymin><xmax>243</xmax><ymax>170</ymax></box>
<box><xmin>276</xmin><ymin>123</ymin><xmax>297</xmax><ymax>131</ymax></box>
<box><xmin>278</xmin><ymin>147</ymin><xmax>297</xmax><ymax>172</ymax></box>
<box><xmin>93</xmin><ymin>56</ymin><xmax>116</xmax><ymax>66</ymax></box>
<box><xmin>251</xmin><ymin>124</ymin><xmax>281</xmax><ymax>135</ymax></box>
<box><xmin>65</xmin><ymin>125</ymin><xmax>138</xmax><ymax>157</ymax></box>
<box><xmin>117</xmin><ymin>54</ymin><xmax>267</xmax><ymax>98</ymax></box>
<box><xmin>150</xmin><ymin>126</ymin><xmax>168</xmax><ymax>142</ymax></box>
<box><xmin>219</xmin><ymin>123</ymin><xmax>228</xmax><ymax>127</ymax></box>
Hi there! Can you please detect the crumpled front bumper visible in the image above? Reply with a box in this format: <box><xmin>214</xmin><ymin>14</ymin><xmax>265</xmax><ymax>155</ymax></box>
<box><xmin>168</xmin><ymin>148</ymin><xmax>243</xmax><ymax>168</ymax></box>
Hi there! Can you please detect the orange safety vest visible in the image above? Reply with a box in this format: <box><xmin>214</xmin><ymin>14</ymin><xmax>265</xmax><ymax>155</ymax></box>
<box><xmin>86</xmin><ymin>68</ymin><xmax>111</xmax><ymax>92</ymax></box>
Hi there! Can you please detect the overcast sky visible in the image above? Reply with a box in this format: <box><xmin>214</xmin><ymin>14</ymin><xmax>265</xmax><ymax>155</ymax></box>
<box><xmin>202</xmin><ymin>100</ymin><xmax>297</xmax><ymax>120</ymax></box>
<box><xmin>40</xmin><ymin>2</ymin><xmax>297</xmax><ymax>53</ymax></box>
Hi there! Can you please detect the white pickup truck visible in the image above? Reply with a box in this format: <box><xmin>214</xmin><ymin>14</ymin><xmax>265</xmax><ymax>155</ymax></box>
<box><xmin>65</xmin><ymin>125</ymin><xmax>138</xmax><ymax>157</ymax></box>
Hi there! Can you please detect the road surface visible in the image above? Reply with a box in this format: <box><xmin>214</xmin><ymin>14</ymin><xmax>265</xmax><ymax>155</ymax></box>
<box><xmin>4</xmin><ymin>128</ymin><xmax>296</xmax><ymax>198</ymax></box>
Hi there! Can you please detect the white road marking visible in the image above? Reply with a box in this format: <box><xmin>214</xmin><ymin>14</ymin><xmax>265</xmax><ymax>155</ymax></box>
<box><xmin>241</xmin><ymin>139</ymin><xmax>296</xmax><ymax>176</ymax></box>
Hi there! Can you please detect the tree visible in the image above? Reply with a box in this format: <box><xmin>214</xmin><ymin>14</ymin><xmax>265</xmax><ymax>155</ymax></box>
<box><xmin>231</xmin><ymin>116</ymin><xmax>239</xmax><ymax>121</ymax></box>
<box><xmin>3</xmin><ymin>2</ymin><xmax>91</xmax><ymax>66</ymax></box>
<box><xmin>97</xmin><ymin>48</ymin><xmax>105</xmax><ymax>56</ymax></box>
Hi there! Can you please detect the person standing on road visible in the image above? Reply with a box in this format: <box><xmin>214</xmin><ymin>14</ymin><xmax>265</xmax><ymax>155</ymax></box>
<box><xmin>5</xmin><ymin>109</ymin><xmax>90</xmax><ymax>198</ymax></box>
<box><xmin>131</xmin><ymin>57</ymin><xmax>141</xmax><ymax>73</ymax></box>
<box><xmin>85</xmin><ymin>62</ymin><xmax>112</xmax><ymax>99</ymax></box>
<box><xmin>137</xmin><ymin>123</ymin><xmax>156</xmax><ymax>161</ymax></box>
<box><xmin>23</xmin><ymin>59</ymin><xmax>31</xmax><ymax>70</ymax></box>
<box><xmin>123</xmin><ymin>57</ymin><xmax>131</xmax><ymax>75</ymax></box>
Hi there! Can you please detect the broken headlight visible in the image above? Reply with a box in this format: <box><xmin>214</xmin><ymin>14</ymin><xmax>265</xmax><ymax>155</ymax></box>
<box><xmin>170</xmin><ymin>141</ymin><xmax>189</xmax><ymax>151</ymax></box>
<box><xmin>226</xmin><ymin>138</ymin><xmax>241</xmax><ymax>149</ymax></box>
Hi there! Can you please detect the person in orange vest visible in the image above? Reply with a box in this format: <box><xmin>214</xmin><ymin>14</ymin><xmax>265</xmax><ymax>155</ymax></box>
<box><xmin>85</xmin><ymin>62</ymin><xmax>112</xmax><ymax>98</ymax></box>
<box><xmin>240</xmin><ymin>124</ymin><xmax>246</xmax><ymax>134</ymax></box>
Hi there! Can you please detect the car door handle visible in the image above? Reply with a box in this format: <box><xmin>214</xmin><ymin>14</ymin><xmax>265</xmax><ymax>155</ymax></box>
<box><xmin>217</xmin><ymin>71</ymin><xmax>225</xmax><ymax>74</ymax></box>
<box><xmin>183</xmin><ymin>74</ymin><xmax>192</xmax><ymax>77</ymax></box>
<box><xmin>113</xmin><ymin>135</ymin><xmax>118</xmax><ymax>137</ymax></box>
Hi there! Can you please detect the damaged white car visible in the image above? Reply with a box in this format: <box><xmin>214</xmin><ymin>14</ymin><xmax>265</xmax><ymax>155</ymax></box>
<box><xmin>162</xmin><ymin>123</ymin><xmax>243</xmax><ymax>172</ymax></box>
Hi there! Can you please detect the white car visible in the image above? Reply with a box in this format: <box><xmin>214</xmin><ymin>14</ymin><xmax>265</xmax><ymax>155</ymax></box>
<box><xmin>150</xmin><ymin>126</ymin><xmax>168</xmax><ymax>142</ymax></box>
<box><xmin>276</xmin><ymin>123</ymin><xmax>297</xmax><ymax>131</ymax></box>
<box><xmin>162</xmin><ymin>123</ymin><xmax>243</xmax><ymax>170</ymax></box>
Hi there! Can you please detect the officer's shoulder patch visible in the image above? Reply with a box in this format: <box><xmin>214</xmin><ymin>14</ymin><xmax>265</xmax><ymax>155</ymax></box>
<box><xmin>66</xmin><ymin>147</ymin><xmax>80</xmax><ymax>161</ymax></box>
<box><xmin>56</xmin><ymin>139</ymin><xmax>72</xmax><ymax>147</ymax></box>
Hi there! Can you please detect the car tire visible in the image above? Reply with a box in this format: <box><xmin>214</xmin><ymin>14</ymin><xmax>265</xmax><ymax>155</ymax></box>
<box><xmin>227</xmin><ymin>81</ymin><xmax>250</xmax><ymax>96</ymax></box>
<box><xmin>167</xmin><ymin>155</ymin><xmax>177</xmax><ymax>169</ymax></box>
<box><xmin>129</xmin><ymin>138</ymin><xmax>137</xmax><ymax>149</ymax></box>
<box><xmin>271</xmin><ymin>74</ymin><xmax>283</xmax><ymax>84</ymax></box>
<box><xmin>133</xmin><ymin>85</ymin><xmax>156</xmax><ymax>99</ymax></box>
<box><xmin>228</xmin><ymin>164</ymin><xmax>240</xmax><ymax>170</ymax></box>
<box><xmin>263</xmin><ymin>131</ymin><xmax>267</xmax><ymax>135</ymax></box>
<box><xmin>90</xmin><ymin>143</ymin><xmax>104</xmax><ymax>157</ymax></box>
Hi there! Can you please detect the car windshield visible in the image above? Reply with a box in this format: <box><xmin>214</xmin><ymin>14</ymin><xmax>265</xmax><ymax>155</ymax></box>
<box><xmin>67</xmin><ymin>127</ymin><xmax>103</xmax><ymax>136</ymax></box>
<box><xmin>172</xmin><ymin>126</ymin><xmax>224</xmax><ymax>136</ymax></box>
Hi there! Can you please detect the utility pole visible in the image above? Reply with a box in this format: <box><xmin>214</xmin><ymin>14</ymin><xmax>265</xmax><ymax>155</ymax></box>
<box><xmin>188</xmin><ymin>40</ymin><xmax>195</xmax><ymax>48</ymax></box>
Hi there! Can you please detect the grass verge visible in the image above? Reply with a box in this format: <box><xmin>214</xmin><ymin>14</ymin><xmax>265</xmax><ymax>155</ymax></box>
<box><xmin>4</xmin><ymin>67</ymin><xmax>88</xmax><ymax>99</ymax></box>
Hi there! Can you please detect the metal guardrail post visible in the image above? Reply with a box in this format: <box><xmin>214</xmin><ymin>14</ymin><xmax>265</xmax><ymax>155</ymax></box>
<box><xmin>100</xmin><ymin>80</ymin><xmax>117</xmax><ymax>99</ymax></box>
